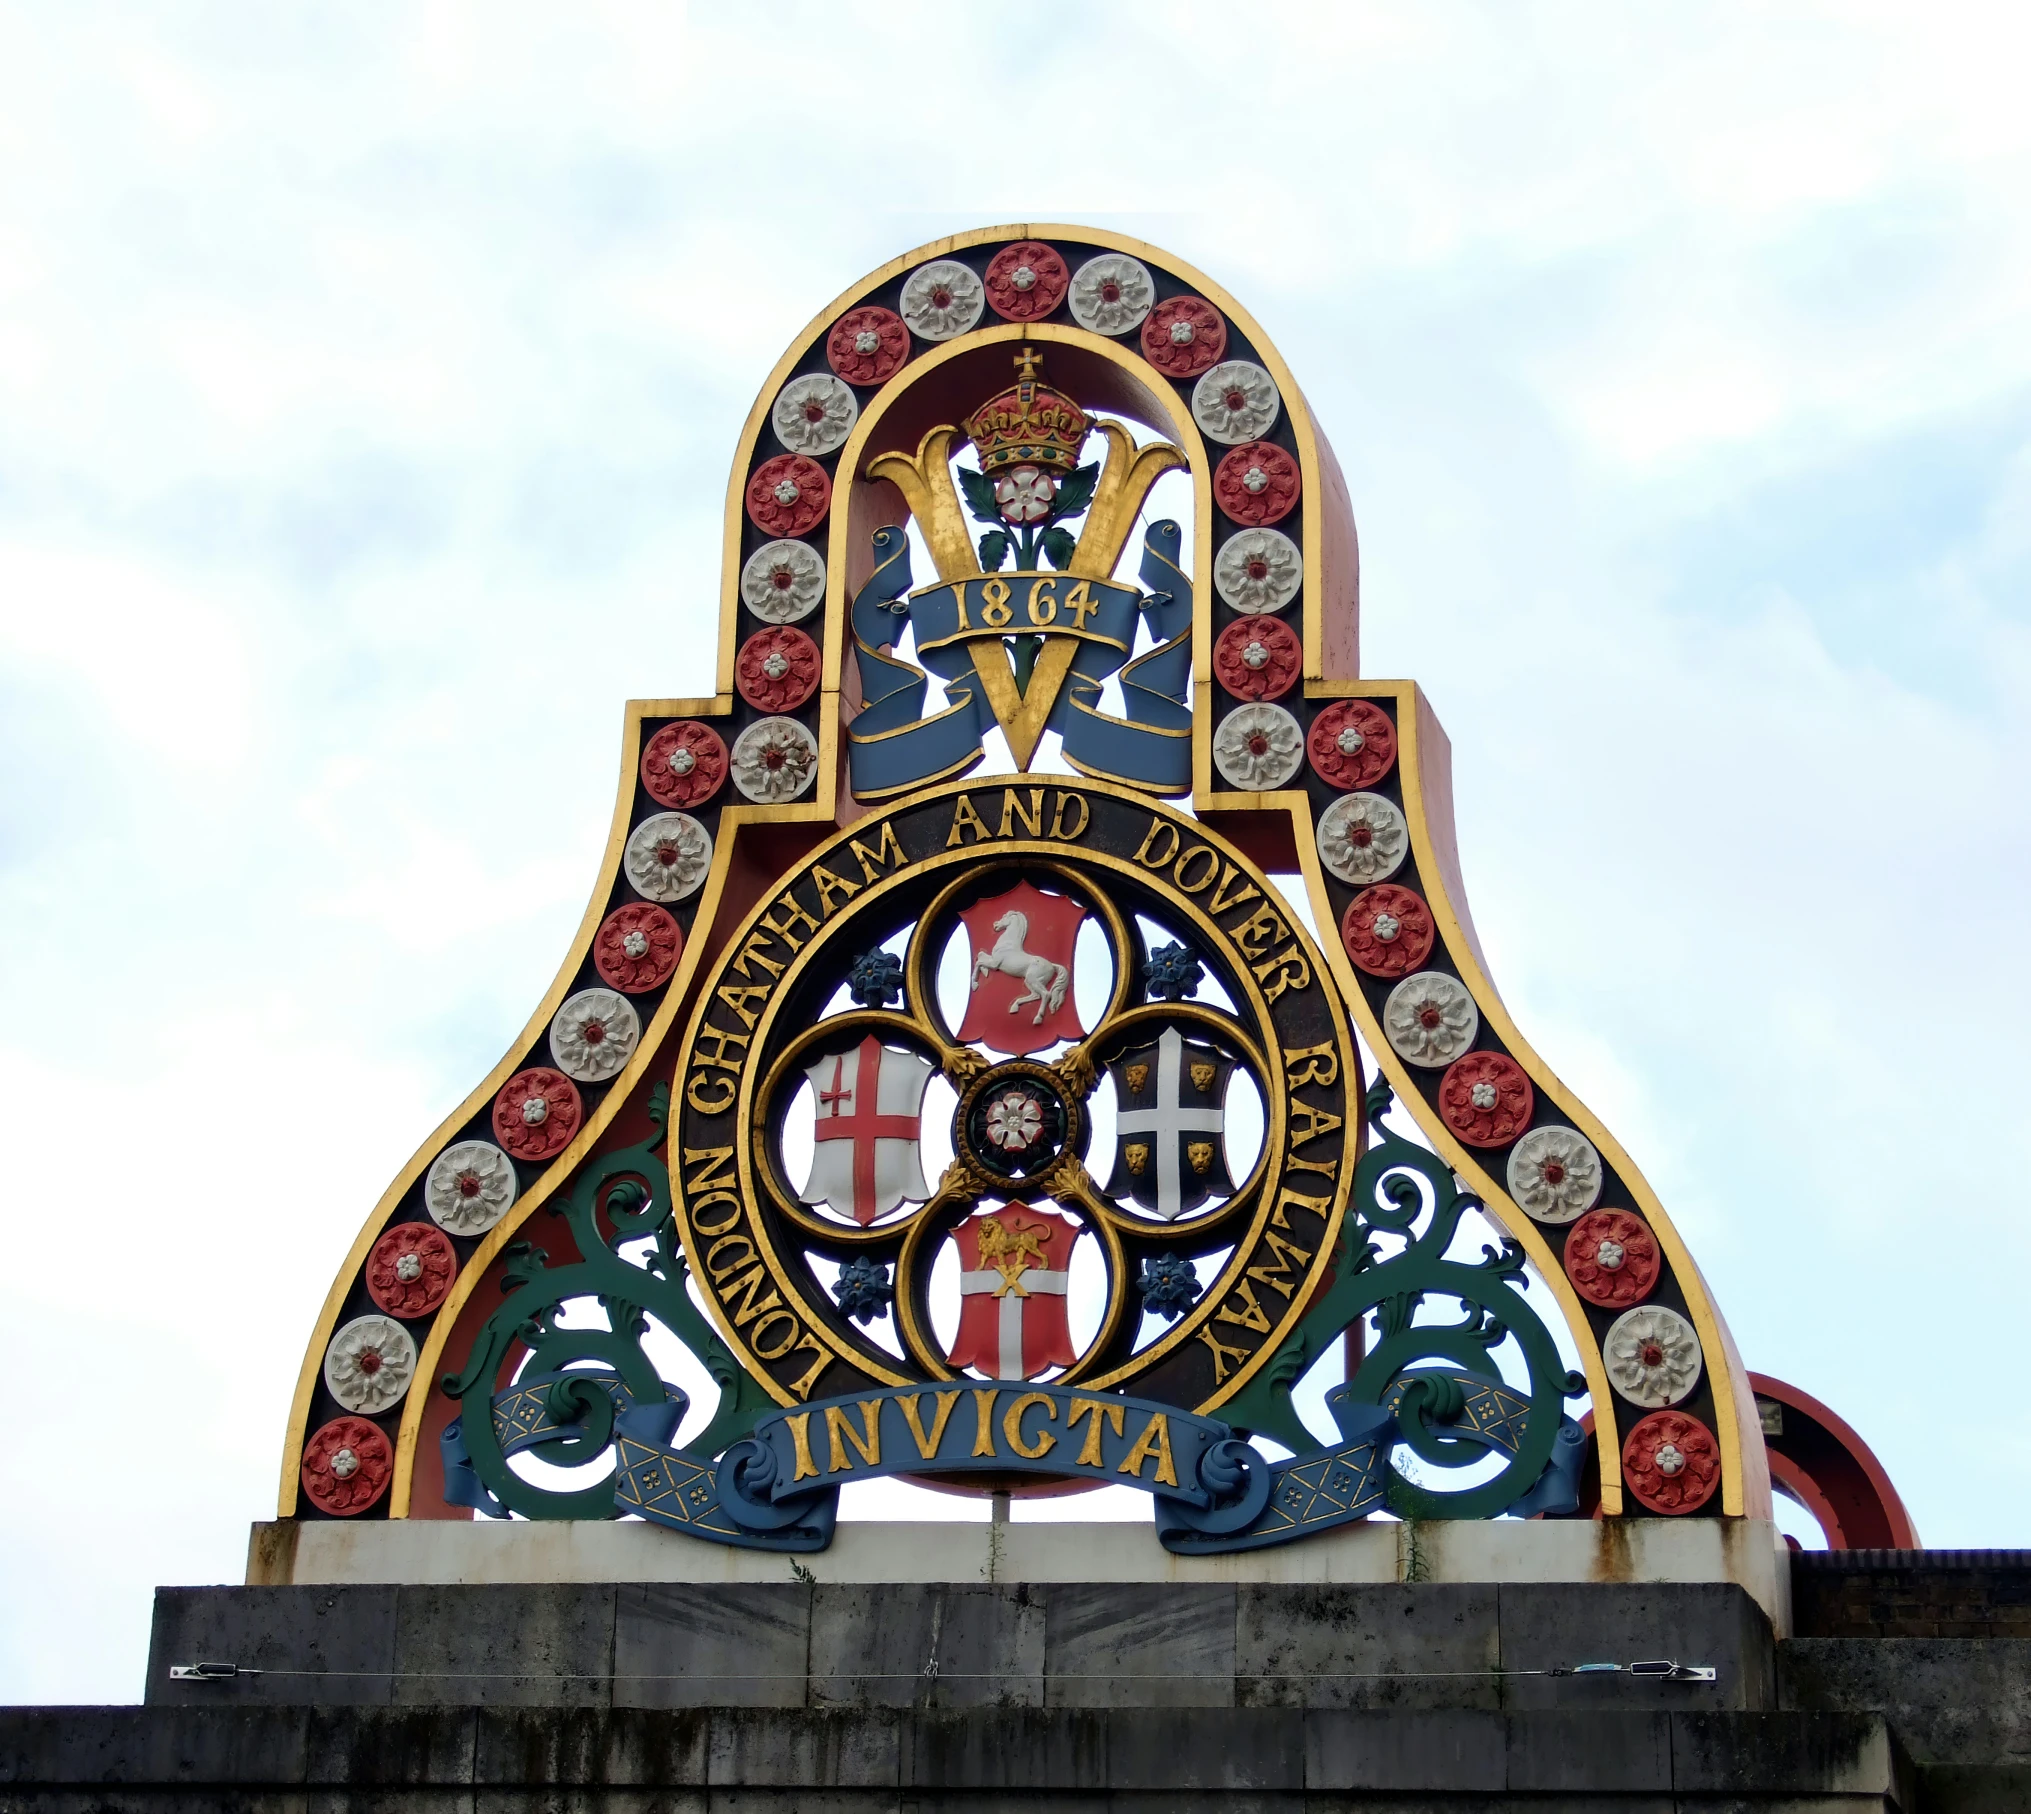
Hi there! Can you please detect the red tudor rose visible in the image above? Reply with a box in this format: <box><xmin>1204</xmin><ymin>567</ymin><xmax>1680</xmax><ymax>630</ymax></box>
<box><xmin>594</xmin><ymin>902</ymin><xmax>683</xmax><ymax>993</ymax></box>
<box><xmin>984</xmin><ymin>241</ymin><xmax>1069</xmax><ymax>322</ymax></box>
<box><xmin>1621</xmin><ymin>1409</ymin><xmax>1721</xmax><ymax>1514</ymax></box>
<box><xmin>1341</xmin><ymin>884</ymin><xmax>1436</xmax><ymax>978</ymax></box>
<box><xmin>1563</xmin><ymin>1209</ymin><xmax>1660</xmax><ymax>1310</ymax></box>
<box><xmin>1214</xmin><ymin>440</ymin><xmax>1301</xmax><ymax>527</ymax></box>
<box><xmin>826</xmin><ymin>305</ymin><xmax>910</xmax><ymax>385</ymax></box>
<box><xmin>640</xmin><ymin>721</ymin><xmax>727</xmax><ymax>810</ymax></box>
<box><xmin>745</xmin><ymin>454</ymin><xmax>832</xmax><ymax>538</ymax></box>
<box><xmin>1307</xmin><ymin>699</ymin><xmax>1398</xmax><ymax>790</ymax></box>
<box><xmin>1437</xmin><ymin>1052</ymin><xmax>1534</xmax><ymax>1148</ymax></box>
<box><xmin>365</xmin><ymin>1222</ymin><xmax>458</xmax><ymax>1319</ymax></box>
<box><xmin>735</xmin><ymin>626</ymin><xmax>820</xmax><ymax>713</ymax></box>
<box><xmin>492</xmin><ymin>1067</ymin><xmax>583</xmax><ymax>1163</ymax></box>
<box><xmin>1212</xmin><ymin>618</ymin><xmax>1301</xmax><ymax>701</ymax></box>
<box><xmin>1141</xmin><ymin>296</ymin><xmax>1228</xmax><ymax>378</ymax></box>
<box><xmin>301</xmin><ymin>1415</ymin><xmax>393</xmax><ymax>1516</ymax></box>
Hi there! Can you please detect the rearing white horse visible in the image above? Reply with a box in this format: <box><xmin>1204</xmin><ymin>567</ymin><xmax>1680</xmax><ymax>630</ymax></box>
<box><xmin>970</xmin><ymin>909</ymin><xmax>1069</xmax><ymax>1025</ymax></box>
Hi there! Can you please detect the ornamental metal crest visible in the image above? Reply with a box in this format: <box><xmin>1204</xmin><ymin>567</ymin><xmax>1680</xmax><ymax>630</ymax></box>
<box><xmin>283</xmin><ymin>227</ymin><xmax>1788</xmax><ymax>1550</ymax></box>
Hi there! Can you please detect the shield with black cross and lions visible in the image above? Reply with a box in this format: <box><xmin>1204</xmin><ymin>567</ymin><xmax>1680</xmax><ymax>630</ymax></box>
<box><xmin>1104</xmin><ymin>1026</ymin><xmax>1236</xmax><ymax>1221</ymax></box>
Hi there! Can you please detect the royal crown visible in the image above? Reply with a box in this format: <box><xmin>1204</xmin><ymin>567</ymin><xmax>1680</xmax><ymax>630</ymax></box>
<box><xmin>964</xmin><ymin>347</ymin><xmax>1089</xmax><ymax>475</ymax></box>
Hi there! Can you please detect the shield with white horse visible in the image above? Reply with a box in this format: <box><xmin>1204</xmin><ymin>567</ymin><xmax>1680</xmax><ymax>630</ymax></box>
<box><xmin>955</xmin><ymin>881</ymin><xmax>1087</xmax><ymax>1055</ymax></box>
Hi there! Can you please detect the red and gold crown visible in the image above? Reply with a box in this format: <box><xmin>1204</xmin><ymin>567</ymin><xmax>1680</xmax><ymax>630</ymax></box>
<box><xmin>964</xmin><ymin>347</ymin><xmax>1089</xmax><ymax>475</ymax></box>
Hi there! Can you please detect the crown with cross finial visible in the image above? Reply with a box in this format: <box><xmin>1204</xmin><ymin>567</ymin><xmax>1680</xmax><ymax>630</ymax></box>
<box><xmin>963</xmin><ymin>346</ymin><xmax>1090</xmax><ymax>476</ymax></box>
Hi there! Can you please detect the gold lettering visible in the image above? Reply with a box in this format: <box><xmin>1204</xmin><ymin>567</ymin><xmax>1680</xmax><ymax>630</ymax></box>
<box><xmin>1063</xmin><ymin>579</ymin><xmax>1098</xmax><ymax>630</ymax></box>
<box><xmin>1271</xmin><ymin>1187</ymin><xmax>1332</xmax><ymax>1230</ymax></box>
<box><xmin>750</xmin><ymin>1310</ymin><xmax>799</xmax><ymax>1360</ymax></box>
<box><xmin>811</xmin><ymin>863</ymin><xmax>860</xmax><ymax>915</ymax></box>
<box><xmin>686</xmin><ymin>1073</ymin><xmax>737</xmax><ymax>1115</ymax></box>
<box><xmin>970</xmin><ymin>1388</ymin><xmax>1000</xmax><ymax>1456</ymax></box>
<box><xmin>715</xmin><ymin>984</ymin><xmax>770</xmax><ymax>1029</ymax></box>
<box><xmin>1230</xmin><ymin>904</ymin><xmax>1289</xmax><ymax>959</ymax></box>
<box><xmin>1117</xmin><ymin>1412</ymin><xmax>1179</xmax><ymax>1486</ymax></box>
<box><xmin>1026</xmin><ymin>575</ymin><xmax>1059</xmax><ymax>625</ymax></box>
<box><xmin>1287</xmin><ymin>1150</ymin><xmax>1340</xmax><ymax>1183</ymax></box>
<box><xmin>693</xmin><ymin>1023</ymin><xmax>751</xmax><ymax>1072</ymax></box>
<box><xmin>1133</xmin><ymin>819</ymin><xmax>1182</xmax><ymax>870</ymax></box>
<box><xmin>1282</xmin><ymin>1042</ymin><xmax>1340</xmax><ymax>1089</ymax></box>
<box><xmin>723</xmin><ymin>1266</ymin><xmax>783</xmax><ymax>1329</ymax></box>
<box><xmin>998</xmin><ymin>788</ymin><xmax>1045</xmax><ymax>839</ymax></box>
<box><xmin>1255</xmin><ymin>948</ymin><xmax>1311</xmax><ymax>1002</ymax></box>
<box><xmin>785</xmin><ymin>1335</ymin><xmax>831</xmax><ymax>1401</ymax></box>
<box><xmin>758</xmin><ymin>893</ymin><xmax>820</xmax><ymax>952</ymax></box>
<box><xmin>1003</xmin><ymin>1392</ymin><xmax>1058</xmax><ymax>1460</ymax></box>
<box><xmin>1173</xmin><ymin>845</ymin><xmax>1219</xmax><ymax>893</ymax></box>
<box><xmin>1208</xmin><ymin>863</ymin><xmax>1261</xmax><ymax>915</ymax></box>
<box><xmin>704</xmin><ymin>1234</ymin><xmax>757</xmax><ymax>1279</ymax></box>
<box><xmin>733</xmin><ymin>931</ymin><xmax>788</xmax><ymax>983</ymax></box>
<box><xmin>1246</xmin><ymin>1229</ymin><xmax>1315</xmax><ymax>1300</ymax></box>
<box><xmin>683</xmin><ymin>1147</ymin><xmax>737</xmax><ymax>1193</ymax></box>
<box><xmin>848</xmin><ymin>820</ymin><xmax>904</xmax><ymax>883</ymax></box>
<box><xmin>1290</xmin><ymin>1100</ymin><xmax>1344</xmax><ymax>1147</ymax></box>
<box><xmin>786</xmin><ymin>1411</ymin><xmax>818</xmax><ymax>1481</ymax></box>
<box><xmin>897</xmin><ymin>1389</ymin><xmax>962</xmax><ymax>1460</ymax></box>
<box><xmin>978</xmin><ymin>577</ymin><xmax>1013</xmax><ymax>627</ymax></box>
<box><xmin>1049</xmin><ymin>791</ymin><xmax>1089</xmax><ymax>840</ymax></box>
<box><xmin>1195</xmin><ymin>1323</ymin><xmax>1251</xmax><ymax>1383</ymax></box>
<box><xmin>1216</xmin><ymin>1280</ymin><xmax>1274</xmax><ymax>1333</ymax></box>
<box><xmin>825</xmin><ymin>1400</ymin><xmax>883</xmax><ymax>1471</ymax></box>
<box><xmin>690</xmin><ymin>1190</ymin><xmax>742</xmax><ymax>1236</ymax></box>
<box><xmin>946</xmin><ymin>795</ymin><xmax>991</xmax><ymax>847</ymax></box>
<box><xmin>1066</xmin><ymin>1398</ymin><xmax>1125</xmax><ymax>1467</ymax></box>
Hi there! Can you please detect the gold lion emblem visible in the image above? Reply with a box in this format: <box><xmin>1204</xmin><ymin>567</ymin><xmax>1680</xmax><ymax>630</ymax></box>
<box><xmin>1125</xmin><ymin>1063</ymin><xmax>1149</xmax><ymax>1094</ymax></box>
<box><xmin>1187</xmin><ymin>1141</ymin><xmax>1215</xmax><ymax>1175</ymax></box>
<box><xmin>1124</xmin><ymin>1142</ymin><xmax>1150</xmax><ymax>1175</ymax></box>
<box><xmin>1190</xmin><ymin>1062</ymin><xmax>1216</xmax><ymax>1092</ymax></box>
<box><xmin>974</xmin><ymin>1216</ymin><xmax>1048</xmax><ymax>1296</ymax></box>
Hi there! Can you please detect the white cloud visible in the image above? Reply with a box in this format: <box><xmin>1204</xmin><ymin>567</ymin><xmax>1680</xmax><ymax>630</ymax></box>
<box><xmin>4</xmin><ymin>0</ymin><xmax>2030</xmax><ymax>1700</ymax></box>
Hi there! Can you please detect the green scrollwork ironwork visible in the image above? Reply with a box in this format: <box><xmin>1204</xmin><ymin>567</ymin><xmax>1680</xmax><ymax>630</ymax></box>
<box><xmin>440</xmin><ymin>1084</ymin><xmax>777</xmax><ymax>1520</ymax></box>
<box><xmin>1223</xmin><ymin>1079</ymin><xmax>1586</xmax><ymax>1520</ymax></box>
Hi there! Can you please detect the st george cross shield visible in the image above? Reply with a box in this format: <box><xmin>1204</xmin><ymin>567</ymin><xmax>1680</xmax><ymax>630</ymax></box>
<box><xmin>1105</xmin><ymin>1026</ymin><xmax>1235</xmax><ymax>1220</ymax></box>
<box><xmin>799</xmin><ymin>1035</ymin><xmax>934</xmax><ymax>1225</ymax></box>
<box><xmin>955</xmin><ymin>880</ymin><xmax>1087</xmax><ymax>1056</ymax></box>
<box><xmin>945</xmin><ymin>1205</ymin><xmax>1081</xmax><ymax>1379</ymax></box>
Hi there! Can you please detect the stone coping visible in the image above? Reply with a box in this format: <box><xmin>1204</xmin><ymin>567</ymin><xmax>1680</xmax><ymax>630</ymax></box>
<box><xmin>247</xmin><ymin>1516</ymin><xmax>1792</xmax><ymax>1634</ymax></box>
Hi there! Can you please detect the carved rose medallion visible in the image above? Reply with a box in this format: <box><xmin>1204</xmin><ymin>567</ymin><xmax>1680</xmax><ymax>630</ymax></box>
<box><xmin>740</xmin><ymin>538</ymin><xmax>826</xmax><ymax>625</ymax></box>
<box><xmin>624</xmin><ymin>812</ymin><xmax>712</xmax><ymax>902</ymax></box>
<box><xmin>550</xmin><ymin>988</ymin><xmax>641</xmax><ymax>1084</ymax></box>
<box><xmin>1505</xmin><ymin>1126</ymin><xmax>1604</xmax><ymax>1224</ymax></box>
<box><xmin>1141</xmin><ymin>295</ymin><xmax>1227</xmax><ymax>377</ymax></box>
<box><xmin>1213</xmin><ymin>703</ymin><xmax>1304</xmax><ymax>789</ymax></box>
<box><xmin>1193</xmin><ymin>360</ymin><xmax>1281</xmax><ymax>444</ymax></box>
<box><xmin>301</xmin><ymin>1415</ymin><xmax>393</xmax><ymax>1516</ymax></box>
<box><xmin>594</xmin><ymin>903</ymin><xmax>682</xmax><ymax>993</ymax></box>
<box><xmin>425</xmin><ymin>1139</ymin><xmax>518</xmax><ymax>1235</ymax></box>
<box><xmin>1067</xmin><ymin>253</ymin><xmax>1154</xmax><ymax>334</ymax></box>
<box><xmin>365</xmin><ymin>1222</ymin><xmax>458</xmax><ymax>1319</ymax></box>
<box><xmin>984</xmin><ymin>241</ymin><xmax>1069</xmax><ymax>321</ymax></box>
<box><xmin>1564</xmin><ymin>1208</ymin><xmax>1660</xmax><ymax>1309</ymax></box>
<box><xmin>1604</xmin><ymin>1305</ymin><xmax>1703</xmax><ymax>1409</ymax></box>
<box><xmin>731</xmin><ymin>716</ymin><xmax>819</xmax><ymax>803</ymax></box>
<box><xmin>735</xmin><ymin>626</ymin><xmax>820</xmax><ymax>713</ymax></box>
<box><xmin>745</xmin><ymin>454</ymin><xmax>831</xmax><ymax>537</ymax></box>
<box><xmin>1213</xmin><ymin>617</ymin><xmax>1302</xmax><ymax>701</ymax></box>
<box><xmin>1341</xmin><ymin>883</ymin><xmax>1435</xmax><ymax>978</ymax></box>
<box><xmin>1621</xmin><ymin>1409</ymin><xmax>1721</xmax><ymax>1514</ymax></box>
<box><xmin>1383</xmin><ymin>971</ymin><xmax>1479</xmax><ymax>1067</ymax></box>
<box><xmin>1214</xmin><ymin>440</ymin><xmax>1300</xmax><ymax>526</ymax></box>
<box><xmin>827</xmin><ymin>305</ymin><xmax>910</xmax><ymax>386</ymax></box>
<box><xmin>640</xmin><ymin>720</ymin><xmax>728</xmax><ymax>809</ymax></box>
<box><xmin>1318</xmin><ymin>791</ymin><xmax>1409</xmax><ymax>885</ymax></box>
<box><xmin>900</xmin><ymin>260</ymin><xmax>985</xmax><ymax>340</ymax></box>
<box><xmin>1437</xmin><ymin>1051</ymin><xmax>1534</xmax><ymax>1148</ymax></box>
<box><xmin>1214</xmin><ymin>527</ymin><xmax>1303</xmax><ymax>614</ymax></box>
<box><xmin>772</xmin><ymin>373</ymin><xmax>859</xmax><ymax>457</ymax></box>
<box><xmin>491</xmin><ymin>1067</ymin><xmax>583</xmax><ymax>1163</ymax></box>
<box><xmin>323</xmin><ymin>1314</ymin><xmax>418</xmax><ymax>1415</ymax></box>
<box><xmin>1307</xmin><ymin>700</ymin><xmax>1398</xmax><ymax>790</ymax></box>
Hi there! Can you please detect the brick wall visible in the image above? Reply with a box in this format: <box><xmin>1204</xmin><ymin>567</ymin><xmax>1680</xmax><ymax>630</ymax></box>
<box><xmin>1792</xmin><ymin>1550</ymin><xmax>2031</xmax><ymax>1638</ymax></box>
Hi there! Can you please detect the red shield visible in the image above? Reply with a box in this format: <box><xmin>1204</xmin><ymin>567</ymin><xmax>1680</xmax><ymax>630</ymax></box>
<box><xmin>955</xmin><ymin>881</ymin><xmax>1087</xmax><ymax>1055</ymax></box>
<box><xmin>945</xmin><ymin>1206</ymin><xmax>1082</xmax><ymax>1379</ymax></box>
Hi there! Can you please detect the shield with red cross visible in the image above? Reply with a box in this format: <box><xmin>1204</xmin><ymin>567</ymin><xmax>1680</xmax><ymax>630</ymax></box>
<box><xmin>798</xmin><ymin>1035</ymin><xmax>934</xmax><ymax>1225</ymax></box>
<box><xmin>955</xmin><ymin>881</ymin><xmax>1087</xmax><ymax>1056</ymax></box>
<box><xmin>945</xmin><ymin>1205</ymin><xmax>1082</xmax><ymax>1379</ymax></box>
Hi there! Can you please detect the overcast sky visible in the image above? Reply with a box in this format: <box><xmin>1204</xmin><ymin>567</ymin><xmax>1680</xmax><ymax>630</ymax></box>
<box><xmin>4</xmin><ymin>3</ymin><xmax>2029</xmax><ymax>1703</ymax></box>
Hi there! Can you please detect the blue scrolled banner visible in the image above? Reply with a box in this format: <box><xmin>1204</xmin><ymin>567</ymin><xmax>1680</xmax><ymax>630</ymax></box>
<box><xmin>846</xmin><ymin>521</ymin><xmax>1195</xmax><ymax>798</ymax></box>
<box><xmin>609</xmin><ymin>1378</ymin><xmax>1395</xmax><ymax>1555</ymax></box>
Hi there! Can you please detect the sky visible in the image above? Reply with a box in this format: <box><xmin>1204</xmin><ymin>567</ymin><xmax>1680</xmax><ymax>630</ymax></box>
<box><xmin>3</xmin><ymin>1</ymin><xmax>2030</xmax><ymax>1703</ymax></box>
